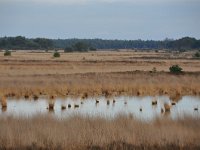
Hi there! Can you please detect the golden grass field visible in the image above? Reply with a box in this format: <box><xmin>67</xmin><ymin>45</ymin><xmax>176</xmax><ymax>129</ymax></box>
<box><xmin>0</xmin><ymin>115</ymin><xmax>200</xmax><ymax>150</ymax></box>
<box><xmin>0</xmin><ymin>50</ymin><xmax>200</xmax><ymax>98</ymax></box>
<box><xmin>0</xmin><ymin>50</ymin><xmax>200</xmax><ymax>150</ymax></box>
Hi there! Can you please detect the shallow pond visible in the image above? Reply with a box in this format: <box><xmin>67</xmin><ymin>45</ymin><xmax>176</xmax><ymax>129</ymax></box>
<box><xmin>0</xmin><ymin>96</ymin><xmax>200</xmax><ymax>121</ymax></box>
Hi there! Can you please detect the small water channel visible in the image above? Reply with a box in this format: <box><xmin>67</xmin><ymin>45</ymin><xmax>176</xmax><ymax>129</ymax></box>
<box><xmin>0</xmin><ymin>96</ymin><xmax>200</xmax><ymax>121</ymax></box>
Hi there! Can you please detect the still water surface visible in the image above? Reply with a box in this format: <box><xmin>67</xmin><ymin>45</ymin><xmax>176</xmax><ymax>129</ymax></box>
<box><xmin>0</xmin><ymin>96</ymin><xmax>200</xmax><ymax>121</ymax></box>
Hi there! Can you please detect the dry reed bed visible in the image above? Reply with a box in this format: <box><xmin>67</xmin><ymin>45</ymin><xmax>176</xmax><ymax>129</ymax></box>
<box><xmin>0</xmin><ymin>115</ymin><xmax>200</xmax><ymax>150</ymax></box>
<box><xmin>0</xmin><ymin>72</ymin><xmax>200</xmax><ymax>99</ymax></box>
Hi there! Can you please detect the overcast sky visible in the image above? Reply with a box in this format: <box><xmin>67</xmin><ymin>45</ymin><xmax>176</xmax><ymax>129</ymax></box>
<box><xmin>0</xmin><ymin>0</ymin><xmax>200</xmax><ymax>40</ymax></box>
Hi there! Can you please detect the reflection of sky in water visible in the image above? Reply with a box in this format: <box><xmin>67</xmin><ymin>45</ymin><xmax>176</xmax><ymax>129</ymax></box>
<box><xmin>0</xmin><ymin>96</ymin><xmax>200</xmax><ymax>121</ymax></box>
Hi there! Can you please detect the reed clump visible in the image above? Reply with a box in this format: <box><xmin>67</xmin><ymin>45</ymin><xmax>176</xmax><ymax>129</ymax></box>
<box><xmin>61</xmin><ymin>105</ymin><xmax>66</xmax><ymax>110</ymax></box>
<box><xmin>33</xmin><ymin>95</ymin><xmax>39</xmax><ymax>100</ymax></box>
<box><xmin>48</xmin><ymin>101</ymin><xmax>55</xmax><ymax>111</ymax></box>
<box><xmin>1</xmin><ymin>96</ymin><xmax>7</xmax><ymax>108</ymax></box>
<box><xmin>74</xmin><ymin>104</ymin><xmax>79</xmax><ymax>108</ymax></box>
<box><xmin>171</xmin><ymin>101</ymin><xmax>176</xmax><ymax>105</ymax></box>
<box><xmin>152</xmin><ymin>99</ymin><xmax>157</xmax><ymax>105</ymax></box>
<box><xmin>164</xmin><ymin>103</ymin><xmax>171</xmax><ymax>112</ymax></box>
<box><xmin>107</xmin><ymin>100</ymin><xmax>110</xmax><ymax>105</ymax></box>
<box><xmin>96</xmin><ymin>99</ymin><xmax>99</xmax><ymax>104</ymax></box>
<box><xmin>24</xmin><ymin>94</ymin><xmax>29</xmax><ymax>99</ymax></box>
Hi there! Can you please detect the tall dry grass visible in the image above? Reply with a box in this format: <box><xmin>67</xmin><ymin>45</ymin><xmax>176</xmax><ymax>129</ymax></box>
<box><xmin>0</xmin><ymin>115</ymin><xmax>200</xmax><ymax>150</ymax></box>
<box><xmin>0</xmin><ymin>72</ymin><xmax>200</xmax><ymax>98</ymax></box>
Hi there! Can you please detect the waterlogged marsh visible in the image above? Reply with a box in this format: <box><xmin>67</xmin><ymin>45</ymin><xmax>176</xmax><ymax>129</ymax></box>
<box><xmin>0</xmin><ymin>96</ymin><xmax>200</xmax><ymax>121</ymax></box>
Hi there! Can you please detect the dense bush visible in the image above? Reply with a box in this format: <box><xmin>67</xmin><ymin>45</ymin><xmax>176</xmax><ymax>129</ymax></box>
<box><xmin>194</xmin><ymin>52</ymin><xmax>200</xmax><ymax>58</ymax></box>
<box><xmin>4</xmin><ymin>50</ymin><xmax>11</xmax><ymax>56</ymax></box>
<box><xmin>169</xmin><ymin>65</ymin><xmax>183</xmax><ymax>74</ymax></box>
<box><xmin>53</xmin><ymin>52</ymin><xmax>60</xmax><ymax>57</ymax></box>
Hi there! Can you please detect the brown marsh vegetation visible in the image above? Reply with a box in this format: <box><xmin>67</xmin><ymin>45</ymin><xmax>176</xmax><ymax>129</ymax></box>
<box><xmin>0</xmin><ymin>51</ymin><xmax>200</xmax><ymax>98</ymax></box>
<box><xmin>0</xmin><ymin>115</ymin><xmax>200</xmax><ymax>150</ymax></box>
<box><xmin>0</xmin><ymin>51</ymin><xmax>200</xmax><ymax>150</ymax></box>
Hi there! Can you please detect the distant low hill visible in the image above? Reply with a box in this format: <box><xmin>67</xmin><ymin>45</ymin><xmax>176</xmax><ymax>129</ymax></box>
<box><xmin>0</xmin><ymin>36</ymin><xmax>200</xmax><ymax>51</ymax></box>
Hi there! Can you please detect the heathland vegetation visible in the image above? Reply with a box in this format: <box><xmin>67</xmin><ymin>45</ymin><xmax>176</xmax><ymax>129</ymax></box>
<box><xmin>1</xmin><ymin>36</ymin><xmax>200</xmax><ymax>51</ymax></box>
<box><xmin>0</xmin><ymin>51</ymin><xmax>199</xmax><ymax>98</ymax></box>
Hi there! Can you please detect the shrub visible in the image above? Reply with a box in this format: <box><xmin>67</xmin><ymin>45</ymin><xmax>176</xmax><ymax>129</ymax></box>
<box><xmin>4</xmin><ymin>50</ymin><xmax>11</xmax><ymax>56</ymax></box>
<box><xmin>169</xmin><ymin>65</ymin><xmax>183</xmax><ymax>74</ymax></box>
<box><xmin>194</xmin><ymin>52</ymin><xmax>200</xmax><ymax>58</ymax></box>
<box><xmin>53</xmin><ymin>52</ymin><xmax>60</xmax><ymax>58</ymax></box>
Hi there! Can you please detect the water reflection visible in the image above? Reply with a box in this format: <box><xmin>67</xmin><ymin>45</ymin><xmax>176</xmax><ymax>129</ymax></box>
<box><xmin>0</xmin><ymin>96</ymin><xmax>199</xmax><ymax>121</ymax></box>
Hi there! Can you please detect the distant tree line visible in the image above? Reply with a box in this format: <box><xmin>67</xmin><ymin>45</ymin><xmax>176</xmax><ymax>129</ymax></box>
<box><xmin>0</xmin><ymin>36</ymin><xmax>200</xmax><ymax>51</ymax></box>
<box><xmin>0</xmin><ymin>36</ymin><xmax>53</xmax><ymax>50</ymax></box>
